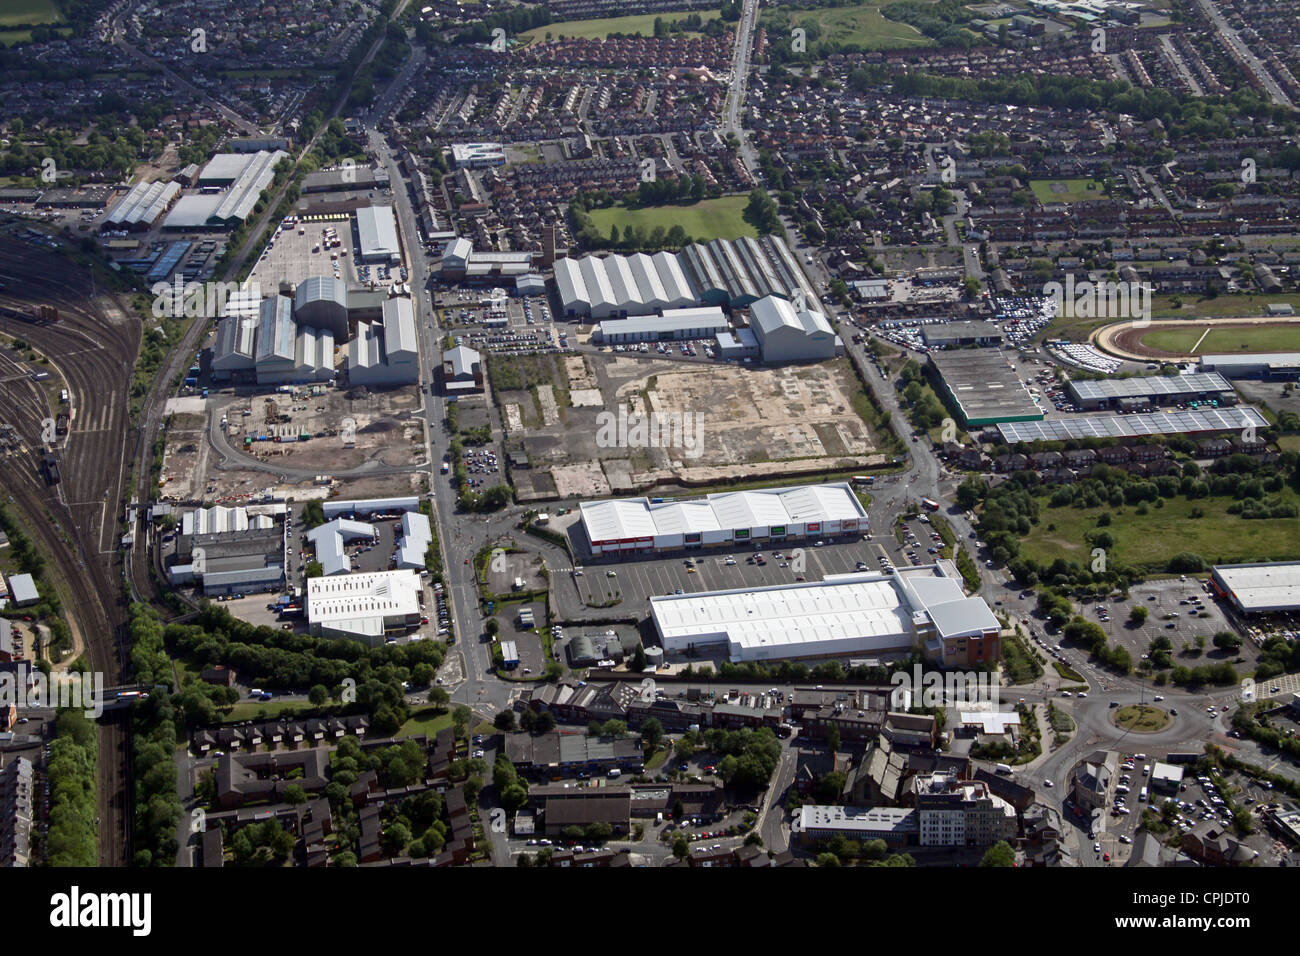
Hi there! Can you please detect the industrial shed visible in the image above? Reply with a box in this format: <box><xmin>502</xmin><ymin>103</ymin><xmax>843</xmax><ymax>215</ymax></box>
<box><xmin>749</xmin><ymin>295</ymin><xmax>839</xmax><ymax>363</ymax></box>
<box><xmin>578</xmin><ymin>481</ymin><xmax>867</xmax><ymax>556</ymax></box>
<box><xmin>356</xmin><ymin>205</ymin><xmax>401</xmax><ymax>263</ymax></box>
<box><xmin>348</xmin><ymin>297</ymin><xmax>418</xmax><ymax>386</ymax></box>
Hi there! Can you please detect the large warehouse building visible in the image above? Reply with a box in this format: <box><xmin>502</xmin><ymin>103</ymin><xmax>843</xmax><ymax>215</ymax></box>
<box><xmin>1200</xmin><ymin>352</ymin><xmax>1300</xmax><ymax>380</ymax></box>
<box><xmin>921</xmin><ymin>321</ymin><xmax>1004</xmax><ymax>349</ymax></box>
<box><xmin>163</xmin><ymin>150</ymin><xmax>287</xmax><ymax>230</ymax></box>
<box><xmin>168</xmin><ymin>505</ymin><xmax>286</xmax><ymax>596</ymax></box>
<box><xmin>294</xmin><ymin>276</ymin><xmax>350</xmax><ymax>340</ymax></box>
<box><xmin>1067</xmin><ymin>372</ymin><xmax>1236</xmax><ymax>411</ymax></box>
<box><xmin>578</xmin><ymin>481</ymin><xmax>867</xmax><ymax>557</ymax></box>
<box><xmin>555</xmin><ymin>236</ymin><xmax>819</xmax><ymax>319</ymax></box>
<box><xmin>595</xmin><ymin>307</ymin><xmax>729</xmax><ymax>344</ymax></box>
<box><xmin>103</xmin><ymin>180</ymin><xmax>181</xmax><ymax>231</ymax></box>
<box><xmin>929</xmin><ymin>350</ymin><xmax>1043</xmax><ymax>427</ymax></box>
<box><xmin>995</xmin><ymin>405</ymin><xmax>1268</xmax><ymax>444</ymax></box>
<box><xmin>348</xmin><ymin>297</ymin><xmax>418</xmax><ymax>386</ymax></box>
<box><xmin>306</xmin><ymin>570</ymin><xmax>423</xmax><ymax>647</ymax></box>
<box><xmin>211</xmin><ymin>280</ymin><xmax>355</xmax><ymax>385</ymax></box>
<box><xmin>356</xmin><ymin>205</ymin><xmax>402</xmax><ymax>263</ymax></box>
<box><xmin>252</xmin><ymin>295</ymin><xmax>335</xmax><ymax>385</ymax></box>
<box><xmin>555</xmin><ymin>251</ymin><xmax>696</xmax><ymax>320</ymax></box>
<box><xmin>749</xmin><ymin>295</ymin><xmax>840</xmax><ymax>362</ymax></box>
<box><xmin>649</xmin><ymin>565</ymin><xmax>1000</xmax><ymax>666</ymax></box>
<box><xmin>1210</xmin><ymin>562</ymin><xmax>1300</xmax><ymax>615</ymax></box>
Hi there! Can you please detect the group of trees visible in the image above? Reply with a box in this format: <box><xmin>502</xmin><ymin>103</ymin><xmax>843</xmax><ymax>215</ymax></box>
<box><xmin>899</xmin><ymin>360</ymin><xmax>949</xmax><ymax>432</ymax></box>
<box><xmin>45</xmin><ymin>710</ymin><xmax>98</xmax><ymax>866</ymax></box>
<box><xmin>165</xmin><ymin>604</ymin><xmax>447</xmax><ymax>735</ymax></box>
<box><xmin>677</xmin><ymin>727</ymin><xmax>782</xmax><ymax>789</ymax></box>
<box><xmin>0</xmin><ymin>504</ymin><xmax>71</xmax><ymax>653</ymax></box>
<box><xmin>132</xmin><ymin>692</ymin><xmax>185</xmax><ymax>867</ymax></box>
<box><xmin>743</xmin><ymin>187</ymin><xmax>781</xmax><ymax>235</ymax></box>
<box><xmin>651</xmin><ymin>13</ymin><xmax>728</xmax><ymax>38</ymax></box>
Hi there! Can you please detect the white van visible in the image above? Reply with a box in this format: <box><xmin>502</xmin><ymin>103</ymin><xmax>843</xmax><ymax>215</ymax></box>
<box><xmin>607</xmin><ymin>768</ymin><xmax>622</xmax><ymax>778</ymax></box>
<box><xmin>1139</xmin><ymin>786</ymin><xmax>1148</xmax><ymax>802</ymax></box>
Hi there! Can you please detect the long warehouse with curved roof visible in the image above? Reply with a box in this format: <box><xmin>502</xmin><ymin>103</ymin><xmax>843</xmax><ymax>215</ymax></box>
<box><xmin>555</xmin><ymin>235</ymin><xmax>819</xmax><ymax>319</ymax></box>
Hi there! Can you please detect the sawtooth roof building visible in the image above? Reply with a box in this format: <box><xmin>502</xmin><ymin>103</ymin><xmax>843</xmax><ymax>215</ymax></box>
<box><xmin>554</xmin><ymin>236</ymin><xmax>819</xmax><ymax>319</ymax></box>
<box><xmin>103</xmin><ymin>179</ymin><xmax>181</xmax><ymax>230</ymax></box>
<box><xmin>649</xmin><ymin>565</ymin><xmax>1000</xmax><ymax>666</ymax></box>
<box><xmin>164</xmin><ymin>150</ymin><xmax>287</xmax><ymax>229</ymax></box>
<box><xmin>1066</xmin><ymin>372</ymin><xmax>1236</xmax><ymax>410</ymax></box>
<box><xmin>578</xmin><ymin>481</ymin><xmax>867</xmax><ymax>557</ymax></box>
<box><xmin>995</xmin><ymin>405</ymin><xmax>1268</xmax><ymax>443</ymax></box>
<box><xmin>1210</xmin><ymin>562</ymin><xmax>1300</xmax><ymax>614</ymax></box>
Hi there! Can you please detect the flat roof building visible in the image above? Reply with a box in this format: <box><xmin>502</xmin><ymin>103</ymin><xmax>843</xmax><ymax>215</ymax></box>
<box><xmin>1067</xmin><ymin>372</ymin><xmax>1235</xmax><ymax>410</ymax></box>
<box><xmin>595</xmin><ymin>308</ymin><xmax>730</xmax><ymax>343</ymax></box>
<box><xmin>922</xmin><ymin>321</ymin><xmax>1004</xmax><ymax>348</ymax></box>
<box><xmin>795</xmin><ymin>805</ymin><xmax>918</xmax><ymax>847</ymax></box>
<box><xmin>306</xmin><ymin>570</ymin><xmax>423</xmax><ymax>647</ymax></box>
<box><xmin>929</xmin><ymin>350</ymin><xmax>1044</xmax><ymax>426</ymax></box>
<box><xmin>1200</xmin><ymin>352</ymin><xmax>1300</xmax><ymax>380</ymax></box>
<box><xmin>450</xmin><ymin>143</ymin><xmax>506</xmax><ymax>168</ymax></box>
<box><xmin>650</xmin><ymin>565</ymin><xmax>1000</xmax><ymax>667</ymax></box>
<box><xmin>1211</xmin><ymin>562</ymin><xmax>1300</xmax><ymax>614</ymax></box>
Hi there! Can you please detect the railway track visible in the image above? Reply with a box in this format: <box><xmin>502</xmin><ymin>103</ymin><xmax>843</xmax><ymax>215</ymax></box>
<box><xmin>0</xmin><ymin>236</ymin><xmax>140</xmax><ymax>866</ymax></box>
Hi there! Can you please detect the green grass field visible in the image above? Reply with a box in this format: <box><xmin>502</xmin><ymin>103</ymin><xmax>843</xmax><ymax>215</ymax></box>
<box><xmin>396</xmin><ymin>707</ymin><xmax>454</xmax><ymax>739</ymax></box>
<box><xmin>1139</xmin><ymin>322</ymin><xmax>1300</xmax><ymax>355</ymax></box>
<box><xmin>587</xmin><ymin>195</ymin><xmax>757</xmax><ymax>242</ymax></box>
<box><xmin>1152</xmin><ymin>293</ymin><xmax>1300</xmax><ymax>319</ymax></box>
<box><xmin>521</xmin><ymin>9</ymin><xmax>720</xmax><ymax>42</ymax></box>
<box><xmin>1021</xmin><ymin>492</ymin><xmax>1300</xmax><ymax>571</ymax></box>
<box><xmin>761</xmin><ymin>2</ymin><xmax>932</xmax><ymax>50</ymax></box>
<box><xmin>1029</xmin><ymin>178</ymin><xmax>1106</xmax><ymax>203</ymax></box>
<box><xmin>1039</xmin><ymin>295</ymin><xmax>1300</xmax><ymax>346</ymax></box>
<box><xmin>0</xmin><ymin>0</ymin><xmax>63</xmax><ymax>28</ymax></box>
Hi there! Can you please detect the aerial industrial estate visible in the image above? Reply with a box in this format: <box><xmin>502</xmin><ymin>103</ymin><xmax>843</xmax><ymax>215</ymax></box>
<box><xmin>0</xmin><ymin>0</ymin><xmax>1298</xmax><ymax>910</ymax></box>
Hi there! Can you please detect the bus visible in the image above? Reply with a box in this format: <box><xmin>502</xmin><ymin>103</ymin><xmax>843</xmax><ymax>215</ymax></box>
<box><xmin>921</xmin><ymin>498</ymin><xmax>940</xmax><ymax>511</ymax></box>
<box><xmin>852</xmin><ymin>475</ymin><xmax>875</xmax><ymax>486</ymax></box>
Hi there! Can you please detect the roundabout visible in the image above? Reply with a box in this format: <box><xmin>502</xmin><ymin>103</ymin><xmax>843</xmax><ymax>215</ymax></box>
<box><xmin>1112</xmin><ymin>703</ymin><xmax>1172</xmax><ymax>733</ymax></box>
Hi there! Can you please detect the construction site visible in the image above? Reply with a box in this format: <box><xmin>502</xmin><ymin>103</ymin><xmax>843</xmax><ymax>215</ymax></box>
<box><xmin>156</xmin><ymin>382</ymin><xmax>428</xmax><ymax>502</ymax></box>
<box><xmin>505</xmin><ymin>352</ymin><xmax>885</xmax><ymax>500</ymax></box>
